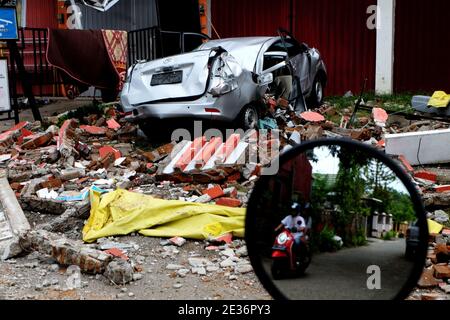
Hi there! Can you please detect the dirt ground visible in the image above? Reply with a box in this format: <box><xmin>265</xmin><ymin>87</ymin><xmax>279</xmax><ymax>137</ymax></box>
<box><xmin>0</xmin><ymin>211</ymin><xmax>271</xmax><ymax>301</ymax></box>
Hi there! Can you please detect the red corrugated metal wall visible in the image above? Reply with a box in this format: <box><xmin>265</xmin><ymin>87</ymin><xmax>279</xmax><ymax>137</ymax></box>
<box><xmin>293</xmin><ymin>0</ymin><xmax>376</xmax><ymax>95</ymax></box>
<box><xmin>26</xmin><ymin>0</ymin><xmax>58</xmax><ymax>28</ymax></box>
<box><xmin>394</xmin><ymin>0</ymin><xmax>450</xmax><ymax>93</ymax></box>
<box><xmin>211</xmin><ymin>0</ymin><xmax>377</xmax><ymax>95</ymax></box>
<box><xmin>211</xmin><ymin>0</ymin><xmax>291</xmax><ymax>38</ymax></box>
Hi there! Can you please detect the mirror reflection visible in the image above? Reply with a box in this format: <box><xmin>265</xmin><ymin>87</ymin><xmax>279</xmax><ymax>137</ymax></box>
<box><xmin>251</xmin><ymin>145</ymin><xmax>420</xmax><ymax>300</ymax></box>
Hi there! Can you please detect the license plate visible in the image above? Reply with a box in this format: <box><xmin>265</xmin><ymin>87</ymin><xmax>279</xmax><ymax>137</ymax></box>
<box><xmin>151</xmin><ymin>71</ymin><xmax>183</xmax><ymax>86</ymax></box>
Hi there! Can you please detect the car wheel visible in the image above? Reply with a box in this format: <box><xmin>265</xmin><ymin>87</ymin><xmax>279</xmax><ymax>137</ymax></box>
<box><xmin>239</xmin><ymin>105</ymin><xmax>259</xmax><ymax>130</ymax></box>
<box><xmin>139</xmin><ymin>121</ymin><xmax>168</xmax><ymax>142</ymax></box>
<box><xmin>309</xmin><ymin>76</ymin><xmax>325</xmax><ymax>108</ymax></box>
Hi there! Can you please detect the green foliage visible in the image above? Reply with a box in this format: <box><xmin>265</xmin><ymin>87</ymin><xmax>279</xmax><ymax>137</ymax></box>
<box><xmin>317</xmin><ymin>225</ymin><xmax>341</xmax><ymax>252</ymax></box>
<box><xmin>57</xmin><ymin>103</ymin><xmax>106</xmax><ymax>127</ymax></box>
<box><xmin>386</xmin><ymin>190</ymin><xmax>416</xmax><ymax>223</ymax></box>
<box><xmin>325</xmin><ymin>92</ymin><xmax>431</xmax><ymax>114</ymax></box>
<box><xmin>350</xmin><ymin>229</ymin><xmax>368</xmax><ymax>247</ymax></box>
<box><xmin>383</xmin><ymin>230</ymin><xmax>397</xmax><ymax>241</ymax></box>
<box><xmin>334</xmin><ymin>147</ymin><xmax>369</xmax><ymax>227</ymax></box>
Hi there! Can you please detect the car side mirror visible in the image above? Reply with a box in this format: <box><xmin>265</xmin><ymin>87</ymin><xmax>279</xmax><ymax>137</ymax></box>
<box><xmin>246</xmin><ymin>139</ymin><xmax>429</xmax><ymax>300</ymax></box>
<box><xmin>258</xmin><ymin>73</ymin><xmax>274</xmax><ymax>86</ymax></box>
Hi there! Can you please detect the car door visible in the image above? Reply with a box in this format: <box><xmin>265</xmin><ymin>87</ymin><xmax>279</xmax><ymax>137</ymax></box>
<box><xmin>278</xmin><ymin>30</ymin><xmax>313</xmax><ymax>96</ymax></box>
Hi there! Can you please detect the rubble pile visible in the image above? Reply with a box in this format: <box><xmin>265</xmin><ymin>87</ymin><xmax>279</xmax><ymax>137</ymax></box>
<box><xmin>2</xmin><ymin>94</ymin><xmax>450</xmax><ymax>299</ymax></box>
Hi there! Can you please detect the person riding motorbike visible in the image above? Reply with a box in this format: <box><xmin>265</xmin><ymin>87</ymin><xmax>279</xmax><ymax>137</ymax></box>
<box><xmin>275</xmin><ymin>202</ymin><xmax>307</xmax><ymax>253</ymax></box>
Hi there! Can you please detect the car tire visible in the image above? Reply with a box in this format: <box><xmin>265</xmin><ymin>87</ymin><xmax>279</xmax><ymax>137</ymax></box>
<box><xmin>139</xmin><ymin>121</ymin><xmax>169</xmax><ymax>142</ymax></box>
<box><xmin>309</xmin><ymin>75</ymin><xmax>325</xmax><ymax>108</ymax></box>
<box><xmin>239</xmin><ymin>105</ymin><xmax>259</xmax><ymax>130</ymax></box>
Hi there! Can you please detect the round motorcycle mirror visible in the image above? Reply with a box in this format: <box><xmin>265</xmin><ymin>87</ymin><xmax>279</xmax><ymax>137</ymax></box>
<box><xmin>246</xmin><ymin>139</ymin><xmax>428</xmax><ymax>300</ymax></box>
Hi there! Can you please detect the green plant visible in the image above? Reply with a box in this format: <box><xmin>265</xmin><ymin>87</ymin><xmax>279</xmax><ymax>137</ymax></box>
<box><xmin>318</xmin><ymin>225</ymin><xmax>341</xmax><ymax>252</ymax></box>
<box><xmin>383</xmin><ymin>230</ymin><xmax>397</xmax><ymax>241</ymax></box>
<box><xmin>350</xmin><ymin>229</ymin><xmax>368</xmax><ymax>247</ymax></box>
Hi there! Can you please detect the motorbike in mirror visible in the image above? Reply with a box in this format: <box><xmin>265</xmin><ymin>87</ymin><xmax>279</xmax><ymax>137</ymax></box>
<box><xmin>246</xmin><ymin>139</ymin><xmax>428</xmax><ymax>300</ymax></box>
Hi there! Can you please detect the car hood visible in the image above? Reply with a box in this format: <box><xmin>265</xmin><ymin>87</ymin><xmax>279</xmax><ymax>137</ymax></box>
<box><xmin>124</xmin><ymin>49</ymin><xmax>215</xmax><ymax>105</ymax></box>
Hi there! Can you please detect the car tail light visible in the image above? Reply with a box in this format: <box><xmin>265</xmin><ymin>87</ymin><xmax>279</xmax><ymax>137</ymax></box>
<box><xmin>205</xmin><ymin>108</ymin><xmax>221</xmax><ymax>113</ymax></box>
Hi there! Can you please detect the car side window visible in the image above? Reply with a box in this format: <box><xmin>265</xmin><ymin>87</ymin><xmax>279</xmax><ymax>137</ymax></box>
<box><xmin>268</xmin><ymin>39</ymin><xmax>303</xmax><ymax>58</ymax></box>
<box><xmin>285</xmin><ymin>39</ymin><xmax>303</xmax><ymax>57</ymax></box>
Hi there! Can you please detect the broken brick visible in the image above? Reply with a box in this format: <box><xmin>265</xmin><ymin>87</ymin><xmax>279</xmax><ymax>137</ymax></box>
<box><xmin>40</xmin><ymin>178</ymin><xmax>63</xmax><ymax>190</ymax></box>
<box><xmin>105</xmin><ymin>248</ymin><xmax>129</xmax><ymax>261</ymax></box>
<box><xmin>99</xmin><ymin>146</ymin><xmax>122</xmax><ymax>160</ymax></box>
<box><xmin>211</xmin><ymin>232</ymin><xmax>233</xmax><ymax>244</ymax></box>
<box><xmin>418</xmin><ymin>268</ymin><xmax>440</xmax><ymax>288</ymax></box>
<box><xmin>435</xmin><ymin>185</ymin><xmax>450</xmax><ymax>193</ymax></box>
<box><xmin>372</xmin><ymin>107</ymin><xmax>389</xmax><ymax>126</ymax></box>
<box><xmin>414</xmin><ymin>171</ymin><xmax>437</xmax><ymax>183</ymax></box>
<box><xmin>20</xmin><ymin>132</ymin><xmax>53</xmax><ymax>150</ymax></box>
<box><xmin>277</xmin><ymin>98</ymin><xmax>289</xmax><ymax>109</ymax></box>
<box><xmin>203</xmin><ymin>185</ymin><xmax>224</xmax><ymax>200</ymax></box>
<box><xmin>398</xmin><ymin>155</ymin><xmax>414</xmax><ymax>173</ymax></box>
<box><xmin>434</xmin><ymin>265</ymin><xmax>450</xmax><ymax>279</ymax></box>
<box><xmin>300</xmin><ymin>111</ymin><xmax>325</xmax><ymax>123</ymax></box>
<box><xmin>80</xmin><ymin>125</ymin><xmax>107</xmax><ymax>135</ymax></box>
<box><xmin>226</xmin><ymin>172</ymin><xmax>241</xmax><ymax>182</ymax></box>
<box><xmin>215</xmin><ymin>197</ymin><xmax>242</xmax><ymax>208</ymax></box>
<box><xmin>100</xmin><ymin>152</ymin><xmax>116</xmax><ymax>169</ymax></box>
<box><xmin>224</xmin><ymin>186</ymin><xmax>238</xmax><ymax>198</ymax></box>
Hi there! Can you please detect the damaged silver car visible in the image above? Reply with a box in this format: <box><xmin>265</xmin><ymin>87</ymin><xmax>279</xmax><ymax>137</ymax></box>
<box><xmin>120</xmin><ymin>30</ymin><xmax>327</xmax><ymax>135</ymax></box>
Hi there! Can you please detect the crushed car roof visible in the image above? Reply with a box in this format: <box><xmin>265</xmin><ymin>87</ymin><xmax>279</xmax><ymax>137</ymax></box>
<box><xmin>197</xmin><ymin>37</ymin><xmax>277</xmax><ymax>72</ymax></box>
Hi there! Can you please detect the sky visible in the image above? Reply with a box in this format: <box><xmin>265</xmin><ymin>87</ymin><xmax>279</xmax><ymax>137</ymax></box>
<box><xmin>309</xmin><ymin>146</ymin><xmax>409</xmax><ymax>194</ymax></box>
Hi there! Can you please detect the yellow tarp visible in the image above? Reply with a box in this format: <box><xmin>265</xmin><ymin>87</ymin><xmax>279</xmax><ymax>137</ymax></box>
<box><xmin>82</xmin><ymin>189</ymin><xmax>246</xmax><ymax>243</ymax></box>
<box><xmin>428</xmin><ymin>219</ymin><xmax>444</xmax><ymax>234</ymax></box>
<box><xmin>429</xmin><ymin>91</ymin><xmax>450</xmax><ymax>108</ymax></box>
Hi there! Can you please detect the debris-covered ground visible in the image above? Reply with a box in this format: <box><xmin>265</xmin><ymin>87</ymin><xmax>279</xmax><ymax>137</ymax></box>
<box><xmin>1</xmin><ymin>94</ymin><xmax>450</xmax><ymax>300</ymax></box>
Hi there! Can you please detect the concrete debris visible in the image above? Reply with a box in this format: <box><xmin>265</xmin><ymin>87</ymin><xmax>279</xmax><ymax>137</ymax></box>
<box><xmin>2</xmin><ymin>97</ymin><xmax>450</xmax><ymax>299</ymax></box>
<box><xmin>104</xmin><ymin>259</ymin><xmax>134</xmax><ymax>285</ymax></box>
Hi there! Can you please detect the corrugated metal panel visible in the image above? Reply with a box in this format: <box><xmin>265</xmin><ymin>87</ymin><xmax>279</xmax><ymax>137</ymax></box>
<box><xmin>294</xmin><ymin>0</ymin><xmax>376</xmax><ymax>96</ymax></box>
<box><xmin>211</xmin><ymin>0</ymin><xmax>376</xmax><ymax>95</ymax></box>
<box><xmin>394</xmin><ymin>0</ymin><xmax>450</xmax><ymax>93</ymax></box>
<box><xmin>211</xmin><ymin>0</ymin><xmax>291</xmax><ymax>38</ymax></box>
<box><xmin>26</xmin><ymin>0</ymin><xmax>58</xmax><ymax>28</ymax></box>
<box><xmin>81</xmin><ymin>0</ymin><xmax>158</xmax><ymax>31</ymax></box>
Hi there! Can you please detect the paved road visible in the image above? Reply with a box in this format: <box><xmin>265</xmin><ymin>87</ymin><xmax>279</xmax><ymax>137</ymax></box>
<box><xmin>262</xmin><ymin>238</ymin><xmax>414</xmax><ymax>300</ymax></box>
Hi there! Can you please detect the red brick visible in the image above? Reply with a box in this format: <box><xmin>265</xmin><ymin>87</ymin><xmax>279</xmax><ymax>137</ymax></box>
<box><xmin>226</xmin><ymin>172</ymin><xmax>241</xmax><ymax>182</ymax></box>
<box><xmin>99</xmin><ymin>146</ymin><xmax>122</xmax><ymax>160</ymax></box>
<box><xmin>418</xmin><ymin>269</ymin><xmax>440</xmax><ymax>288</ymax></box>
<box><xmin>434</xmin><ymin>265</ymin><xmax>450</xmax><ymax>279</ymax></box>
<box><xmin>372</xmin><ymin>108</ymin><xmax>389</xmax><ymax>124</ymax></box>
<box><xmin>105</xmin><ymin>248</ymin><xmax>129</xmax><ymax>261</ymax></box>
<box><xmin>40</xmin><ymin>178</ymin><xmax>63</xmax><ymax>189</ymax></box>
<box><xmin>300</xmin><ymin>111</ymin><xmax>325</xmax><ymax>123</ymax></box>
<box><xmin>398</xmin><ymin>155</ymin><xmax>414</xmax><ymax>172</ymax></box>
<box><xmin>414</xmin><ymin>171</ymin><xmax>437</xmax><ymax>183</ymax></box>
<box><xmin>435</xmin><ymin>185</ymin><xmax>450</xmax><ymax>193</ymax></box>
<box><xmin>203</xmin><ymin>185</ymin><xmax>224</xmax><ymax>200</ymax></box>
<box><xmin>100</xmin><ymin>152</ymin><xmax>116</xmax><ymax>169</ymax></box>
<box><xmin>21</xmin><ymin>132</ymin><xmax>53</xmax><ymax>150</ymax></box>
<box><xmin>80</xmin><ymin>125</ymin><xmax>107</xmax><ymax>135</ymax></box>
<box><xmin>10</xmin><ymin>182</ymin><xmax>23</xmax><ymax>191</ymax></box>
<box><xmin>107</xmin><ymin>119</ymin><xmax>121</xmax><ymax>130</ymax></box>
<box><xmin>212</xmin><ymin>232</ymin><xmax>233</xmax><ymax>244</ymax></box>
<box><xmin>17</xmin><ymin>128</ymin><xmax>34</xmax><ymax>145</ymax></box>
<box><xmin>215</xmin><ymin>197</ymin><xmax>242</xmax><ymax>208</ymax></box>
